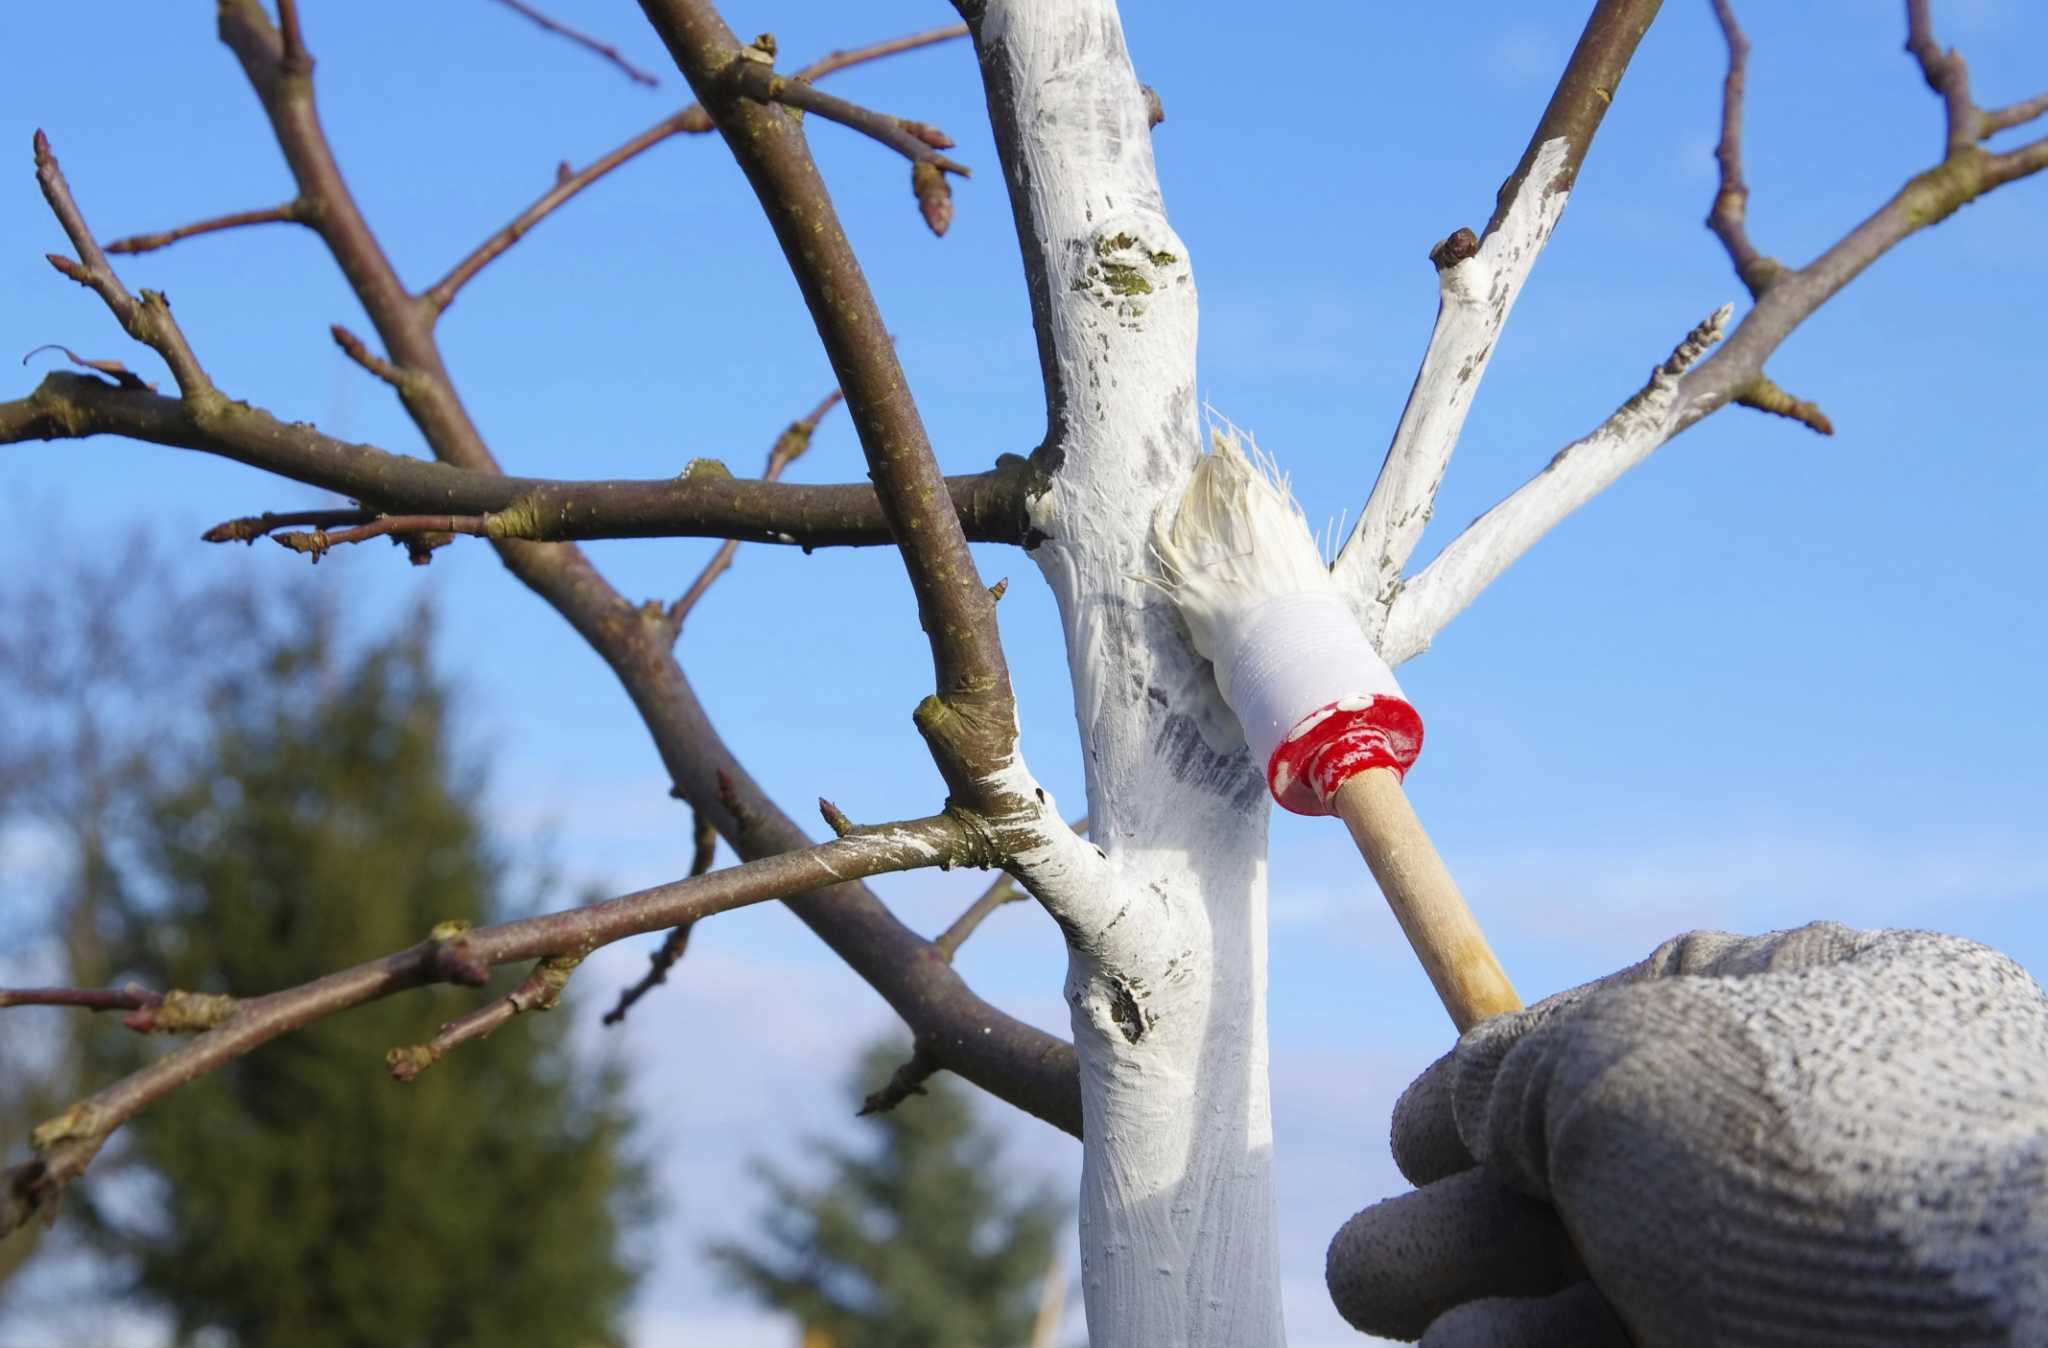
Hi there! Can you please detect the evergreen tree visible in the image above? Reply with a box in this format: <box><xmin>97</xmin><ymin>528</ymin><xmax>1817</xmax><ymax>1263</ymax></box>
<box><xmin>712</xmin><ymin>1044</ymin><xmax>1067</xmax><ymax>1348</ymax></box>
<box><xmin>68</xmin><ymin>607</ymin><xmax>649</xmax><ymax>1348</ymax></box>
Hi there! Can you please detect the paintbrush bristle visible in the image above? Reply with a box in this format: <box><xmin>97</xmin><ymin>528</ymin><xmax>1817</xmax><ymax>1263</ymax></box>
<box><xmin>1152</xmin><ymin>424</ymin><xmax>1337</xmax><ymax>663</ymax></box>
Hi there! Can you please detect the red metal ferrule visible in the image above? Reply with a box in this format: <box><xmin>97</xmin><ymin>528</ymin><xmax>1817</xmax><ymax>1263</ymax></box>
<box><xmin>1264</xmin><ymin>694</ymin><xmax>1424</xmax><ymax>817</ymax></box>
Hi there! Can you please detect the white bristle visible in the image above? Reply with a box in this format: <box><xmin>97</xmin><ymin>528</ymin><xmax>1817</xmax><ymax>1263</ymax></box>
<box><xmin>1152</xmin><ymin>423</ymin><xmax>1337</xmax><ymax>663</ymax></box>
<box><xmin>1152</xmin><ymin>419</ymin><xmax>1409</xmax><ymax>787</ymax></box>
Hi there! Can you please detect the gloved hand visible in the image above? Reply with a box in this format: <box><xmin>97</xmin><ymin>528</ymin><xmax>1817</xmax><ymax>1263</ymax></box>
<box><xmin>1326</xmin><ymin>923</ymin><xmax>2048</xmax><ymax>1346</ymax></box>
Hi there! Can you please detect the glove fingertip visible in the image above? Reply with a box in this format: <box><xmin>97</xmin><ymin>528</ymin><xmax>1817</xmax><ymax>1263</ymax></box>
<box><xmin>1420</xmin><ymin>1282</ymin><xmax>1631</xmax><ymax>1348</ymax></box>
<box><xmin>1392</xmin><ymin>1050</ymin><xmax>1472</xmax><ymax>1185</ymax></box>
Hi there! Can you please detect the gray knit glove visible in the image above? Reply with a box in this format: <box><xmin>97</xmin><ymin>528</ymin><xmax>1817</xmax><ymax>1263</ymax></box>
<box><xmin>1326</xmin><ymin>923</ymin><xmax>2048</xmax><ymax>1346</ymax></box>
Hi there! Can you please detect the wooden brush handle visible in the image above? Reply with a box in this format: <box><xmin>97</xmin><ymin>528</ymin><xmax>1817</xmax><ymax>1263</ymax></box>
<box><xmin>1332</xmin><ymin>768</ymin><xmax>1521</xmax><ymax>1032</ymax></box>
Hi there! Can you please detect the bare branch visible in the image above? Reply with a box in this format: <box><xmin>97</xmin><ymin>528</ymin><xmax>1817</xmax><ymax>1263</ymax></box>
<box><xmin>488</xmin><ymin>0</ymin><xmax>663</xmax><ymax>87</ymax></box>
<box><xmin>423</xmin><ymin>24</ymin><xmax>968</xmax><ymax>313</ymax></box>
<box><xmin>217</xmin><ymin>0</ymin><xmax>503</xmax><ymax>472</ymax></box>
<box><xmin>388</xmin><ymin>952</ymin><xmax>583</xmax><ymax>1082</ymax></box>
<box><xmin>1382</xmin><ymin>306</ymin><xmax>1732</xmax><ymax>665</ymax></box>
<box><xmin>424</xmin><ymin>110</ymin><xmax>706</xmax><ymax>314</ymax></box>
<box><xmin>859</xmin><ymin>1038</ymin><xmax>940</xmax><ymax>1116</ymax></box>
<box><xmin>1481</xmin><ymin>0</ymin><xmax>1665</xmax><ymax>238</ymax></box>
<box><xmin>1905</xmin><ymin>0</ymin><xmax>1978</xmax><ymax>155</ymax></box>
<box><xmin>796</xmin><ymin>25</ymin><xmax>966</xmax><ymax>82</ymax></box>
<box><xmin>22</xmin><ymin>1</ymin><xmax>1082</xmax><ymax>1141</ymax></box>
<box><xmin>0</xmin><ymin>374</ymin><xmax>1034</xmax><ymax>550</ymax></box>
<box><xmin>1735</xmin><ymin>375</ymin><xmax>1833</xmax><ymax>436</ymax></box>
<box><xmin>272</xmin><ymin>513</ymin><xmax>485</xmax><ymax>563</ymax></box>
<box><xmin>0</xmin><ymin>986</ymin><xmax>154</xmax><ymax>1015</ymax></box>
<box><xmin>275</xmin><ymin>0</ymin><xmax>310</xmax><ymax>74</ymax></box>
<box><xmin>601</xmin><ymin>924</ymin><xmax>692</xmax><ymax>1026</ymax></box>
<box><xmin>1981</xmin><ymin>90</ymin><xmax>2048</xmax><ymax>139</ymax></box>
<box><xmin>934</xmin><ymin>874</ymin><xmax>1023</xmax><ymax>960</ymax></box>
<box><xmin>1333</xmin><ymin>0</ymin><xmax>1664</xmax><ymax>634</ymax></box>
<box><xmin>602</xmin><ymin>812</ymin><xmax>717</xmax><ymax>1026</ymax></box>
<box><xmin>723</xmin><ymin>58</ymin><xmax>970</xmax><ymax>235</ymax></box>
<box><xmin>329</xmin><ymin>323</ymin><xmax>410</xmax><ymax>389</ymax></box>
<box><xmin>201</xmin><ymin>508</ymin><xmax>376</xmax><ymax>543</ymax></box>
<box><xmin>0</xmin><ymin>986</ymin><xmax>241</xmax><ymax>1037</ymax></box>
<box><xmin>31</xmin><ymin>130</ymin><xmax>215</xmax><ymax>401</ymax></box>
<box><xmin>104</xmin><ymin>202</ymin><xmax>306</xmax><ymax>256</ymax></box>
<box><xmin>1676</xmin><ymin>6</ymin><xmax>2048</xmax><ymax>434</ymax></box>
<box><xmin>641</xmin><ymin>0</ymin><xmax>1018</xmax><ymax>802</ymax></box>
<box><xmin>668</xmin><ymin>389</ymin><xmax>842</xmax><ymax>631</ymax></box>
<box><xmin>1706</xmin><ymin>0</ymin><xmax>1783</xmax><ymax>297</ymax></box>
<box><xmin>730</xmin><ymin>61</ymin><xmax>966</xmax><ymax>172</ymax></box>
<box><xmin>4</xmin><ymin>812</ymin><xmax>983</xmax><ymax>1236</ymax></box>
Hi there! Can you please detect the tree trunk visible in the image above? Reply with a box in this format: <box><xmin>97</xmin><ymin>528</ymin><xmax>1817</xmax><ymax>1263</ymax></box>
<box><xmin>962</xmin><ymin>3</ymin><xmax>1286</xmax><ymax>1343</ymax></box>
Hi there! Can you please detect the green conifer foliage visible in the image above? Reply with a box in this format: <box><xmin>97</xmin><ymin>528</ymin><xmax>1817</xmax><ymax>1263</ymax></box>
<box><xmin>712</xmin><ymin>1044</ymin><xmax>1067</xmax><ymax>1348</ymax></box>
<box><xmin>74</xmin><ymin>613</ymin><xmax>649</xmax><ymax>1348</ymax></box>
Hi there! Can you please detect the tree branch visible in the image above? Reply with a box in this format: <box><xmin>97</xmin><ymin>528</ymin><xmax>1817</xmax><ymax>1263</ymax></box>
<box><xmin>269</xmin><ymin>514</ymin><xmax>479</xmax><ymax>564</ymax></box>
<box><xmin>640</xmin><ymin>0</ymin><xmax>1018</xmax><ymax>802</ymax></box>
<box><xmin>0</xmin><ymin>373</ymin><xmax>1034</xmax><ymax>549</ymax></box>
<box><xmin>1481</xmin><ymin>0</ymin><xmax>1666</xmax><ymax>238</ymax></box>
<box><xmin>329</xmin><ymin>322</ymin><xmax>409</xmax><ymax>389</ymax></box>
<box><xmin>933</xmin><ymin>874</ymin><xmax>1024</xmax><ymax>960</ymax></box>
<box><xmin>1734</xmin><ymin>375</ymin><xmax>1833</xmax><ymax>436</ymax></box>
<box><xmin>31</xmin><ymin>131</ymin><xmax>216</xmax><ymax>402</ymax></box>
<box><xmin>602</xmin><ymin>811</ymin><xmax>717</xmax><ymax>1025</ymax></box>
<box><xmin>0</xmin><ymin>986</ymin><xmax>157</xmax><ymax>1013</ymax></box>
<box><xmin>1676</xmin><ymin>5</ymin><xmax>2048</xmax><ymax>433</ymax></box>
<box><xmin>18</xmin><ymin>1</ymin><xmax>1084</xmax><ymax>1140</ymax></box>
<box><xmin>423</xmin><ymin>23</ymin><xmax>968</xmax><ymax>313</ymax></box>
<box><xmin>668</xmin><ymin>388</ymin><xmax>843</xmax><ymax>632</ymax></box>
<box><xmin>1706</xmin><ymin>0</ymin><xmax>1783</xmax><ymax>297</ymax></box>
<box><xmin>1905</xmin><ymin>0</ymin><xmax>1978</xmax><ymax>156</ymax></box>
<box><xmin>1332</xmin><ymin>0</ymin><xmax>1663</xmax><ymax>635</ymax></box>
<box><xmin>104</xmin><ymin>202</ymin><xmax>306</xmax><ymax>256</ymax></box>
<box><xmin>858</xmin><ymin>1038</ymin><xmax>940</xmax><ymax>1117</ymax></box>
<box><xmin>222</xmin><ymin>0</ymin><xmax>1074</xmax><ymax>1132</ymax></box>
<box><xmin>488</xmin><ymin>0</ymin><xmax>663</xmax><ymax>87</ymax></box>
<box><xmin>1381</xmin><ymin>305</ymin><xmax>1731</xmax><ymax>665</ymax></box>
<box><xmin>200</xmin><ymin>508</ymin><xmax>377</xmax><ymax>543</ymax></box>
<box><xmin>723</xmin><ymin>56</ymin><xmax>969</xmax><ymax>235</ymax></box>
<box><xmin>1980</xmin><ymin>90</ymin><xmax>2048</xmax><ymax>139</ymax></box>
<box><xmin>1366</xmin><ymin>1</ymin><xmax>2046</xmax><ymax>664</ymax></box>
<box><xmin>387</xmin><ymin>952</ymin><xmax>584</xmax><ymax>1081</ymax></box>
<box><xmin>0</xmin><ymin>985</ymin><xmax>234</xmax><ymax>1034</ymax></box>
<box><xmin>4</xmin><ymin>812</ymin><xmax>982</xmax><ymax>1236</ymax></box>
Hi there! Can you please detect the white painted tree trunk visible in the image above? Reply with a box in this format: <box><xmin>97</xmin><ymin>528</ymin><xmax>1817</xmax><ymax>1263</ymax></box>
<box><xmin>963</xmin><ymin>5</ymin><xmax>1718</xmax><ymax>1343</ymax></box>
<box><xmin>964</xmin><ymin>3</ymin><xmax>1287</xmax><ymax>1344</ymax></box>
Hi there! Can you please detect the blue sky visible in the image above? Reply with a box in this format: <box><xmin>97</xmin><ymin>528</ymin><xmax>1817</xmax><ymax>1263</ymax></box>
<box><xmin>3</xmin><ymin>2</ymin><xmax>2045</xmax><ymax>1344</ymax></box>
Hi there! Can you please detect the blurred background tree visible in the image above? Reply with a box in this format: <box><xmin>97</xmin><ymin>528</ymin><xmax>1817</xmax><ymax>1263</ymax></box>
<box><xmin>0</xmin><ymin>548</ymin><xmax>651</xmax><ymax>1347</ymax></box>
<box><xmin>712</xmin><ymin>1042</ymin><xmax>1068</xmax><ymax>1348</ymax></box>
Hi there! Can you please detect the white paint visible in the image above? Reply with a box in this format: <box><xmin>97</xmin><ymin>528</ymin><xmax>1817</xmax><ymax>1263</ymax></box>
<box><xmin>1332</xmin><ymin>137</ymin><xmax>1574</xmax><ymax>636</ymax></box>
<box><xmin>973</xmin><ymin>746</ymin><xmax>1112</xmax><ymax>905</ymax></box>
<box><xmin>1380</xmin><ymin>305</ymin><xmax>1732</xmax><ymax>664</ymax></box>
<box><xmin>971</xmin><ymin>3</ymin><xmax>1285</xmax><ymax>1344</ymax></box>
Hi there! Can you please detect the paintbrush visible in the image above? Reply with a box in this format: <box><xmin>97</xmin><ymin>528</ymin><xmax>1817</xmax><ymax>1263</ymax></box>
<box><xmin>1153</xmin><ymin>425</ymin><xmax>1518</xmax><ymax>1031</ymax></box>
